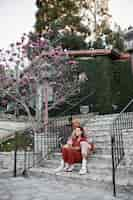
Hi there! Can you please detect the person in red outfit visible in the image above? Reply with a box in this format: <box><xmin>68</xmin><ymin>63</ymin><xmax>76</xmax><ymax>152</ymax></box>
<box><xmin>55</xmin><ymin>127</ymin><xmax>93</xmax><ymax>174</ymax></box>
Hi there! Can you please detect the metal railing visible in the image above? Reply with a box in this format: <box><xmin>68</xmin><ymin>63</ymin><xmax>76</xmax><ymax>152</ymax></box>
<box><xmin>20</xmin><ymin>113</ymin><xmax>94</xmax><ymax>175</ymax></box>
<box><xmin>9</xmin><ymin>116</ymin><xmax>72</xmax><ymax>177</ymax></box>
<box><xmin>13</xmin><ymin>129</ymin><xmax>34</xmax><ymax>177</ymax></box>
<box><xmin>111</xmin><ymin>99</ymin><xmax>133</xmax><ymax>196</ymax></box>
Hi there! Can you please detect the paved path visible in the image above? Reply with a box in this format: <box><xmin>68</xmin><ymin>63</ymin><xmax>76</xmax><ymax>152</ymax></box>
<box><xmin>0</xmin><ymin>176</ymin><xmax>132</xmax><ymax>200</ymax></box>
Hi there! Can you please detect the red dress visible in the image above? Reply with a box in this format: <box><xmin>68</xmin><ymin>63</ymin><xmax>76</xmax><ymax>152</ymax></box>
<box><xmin>61</xmin><ymin>137</ymin><xmax>84</xmax><ymax>165</ymax></box>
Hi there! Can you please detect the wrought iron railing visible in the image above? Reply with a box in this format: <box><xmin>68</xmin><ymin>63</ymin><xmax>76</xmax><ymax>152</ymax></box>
<box><xmin>12</xmin><ymin>116</ymin><xmax>72</xmax><ymax>176</ymax></box>
<box><xmin>20</xmin><ymin>113</ymin><xmax>94</xmax><ymax>174</ymax></box>
<box><xmin>111</xmin><ymin>99</ymin><xmax>133</xmax><ymax>196</ymax></box>
<box><xmin>8</xmin><ymin>115</ymin><xmax>72</xmax><ymax>177</ymax></box>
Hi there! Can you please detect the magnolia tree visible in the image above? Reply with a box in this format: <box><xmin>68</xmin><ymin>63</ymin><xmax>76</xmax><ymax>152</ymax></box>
<box><xmin>0</xmin><ymin>32</ymin><xmax>81</xmax><ymax>127</ymax></box>
<box><xmin>0</xmin><ymin>38</ymin><xmax>35</xmax><ymax>123</ymax></box>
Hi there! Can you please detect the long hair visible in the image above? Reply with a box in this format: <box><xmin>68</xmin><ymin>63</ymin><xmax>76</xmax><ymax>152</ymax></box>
<box><xmin>80</xmin><ymin>127</ymin><xmax>85</xmax><ymax>137</ymax></box>
<box><xmin>72</xmin><ymin>127</ymin><xmax>85</xmax><ymax>138</ymax></box>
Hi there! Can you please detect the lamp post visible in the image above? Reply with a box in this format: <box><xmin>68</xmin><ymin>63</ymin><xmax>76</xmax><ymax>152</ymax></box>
<box><xmin>124</xmin><ymin>27</ymin><xmax>133</xmax><ymax>74</ymax></box>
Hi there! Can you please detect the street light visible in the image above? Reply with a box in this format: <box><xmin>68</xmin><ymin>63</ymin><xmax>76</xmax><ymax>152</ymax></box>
<box><xmin>124</xmin><ymin>27</ymin><xmax>133</xmax><ymax>74</ymax></box>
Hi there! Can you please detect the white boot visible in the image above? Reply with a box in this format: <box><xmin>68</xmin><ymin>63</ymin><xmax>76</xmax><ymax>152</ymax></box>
<box><xmin>54</xmin><ymin>159</ymin><xmax>64</xmax><ymax>172</ymax></box>
<box><xmin>63</xmin><ymin>163</ymin><xmax>69</xmax><ymax>171</ymax></box>
<box><xmin>67</xmin><ymin>164</ymin><xmax>74</xmax><ymax>172</ymax></box>
<box><xmin>79</xmin><ymin>159</ymin><xmax>87</xmax><ymax>175</ymax></box>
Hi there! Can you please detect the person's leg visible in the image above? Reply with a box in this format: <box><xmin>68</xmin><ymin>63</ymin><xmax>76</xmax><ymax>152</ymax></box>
<box><xmin>66</xmin><ymin>149</ymin><xmax>82</xmax><ymax>172</ymax></box>
<box><xmin>63</xmin><ymin>148</ymin><xmax>74</xmax><ymax>171</ymax></box>
<box><xmin>79</xmin><ymin>141</ymin><xmax>90</xmax><ymax>174</ymax></box>
<box><xmin>54</xmin><ymin>145</ymin><xmax>69</xmax><ymax>172</ymax></box>
<box><xmin>62</xmin><ymin>146</ymin><xmax>70</xmax><ymax>170</ymax></box>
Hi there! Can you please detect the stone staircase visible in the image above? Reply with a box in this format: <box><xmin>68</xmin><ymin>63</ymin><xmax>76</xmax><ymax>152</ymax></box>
<box><xmin>30</xmin><ymin>113</ymin><xmax>133</xmax><ymax>186</ymax></box>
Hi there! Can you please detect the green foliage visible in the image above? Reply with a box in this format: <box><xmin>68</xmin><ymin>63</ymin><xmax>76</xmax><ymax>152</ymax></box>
<box><xmin>35</xmin><ymin>0</ymin><xmax>125</xmax><ymax>51</ymax></box>
<box><xmin>61</xmin><ymin>34</ymin><xmax>87</xmax><ymax>50</ymax></box>
<box><xmin>48</xmin><ymin>56</ymin><xmax>133</xmax><ymax>116</ymax></box>
<box><xmin>34</xmin><ymin>0</ymin><xmax>91</xmax><ymax>49</ymax></box>
<box><xmin>105</xmin><ymin>27</ymin><xmax>125</xmax><ymax>51</ymax></box>
<box><xmin>95</xmin><ymin>57</ymin><xmax>113</xmax><ymax>114</ymax></box>
<box><xmin>94</xmin><ymin>57</ymin><xmax>133</xmax><ymax>114</ymax></box>
<box><xmin>0</xmin><ymin>133</ymin><xmax>33</xmax><ymax>152</ymax></box>
<box><xmin>91</xmin><ymin>37</ymin><xmax>105</xmax><ymax>49</ymax></box>
<box><xmin>119</xmin><ymin>61</ymin><xmax>133</xmax><ymax>109</ymax></box>
<box><xmin>35</xmin><ymin>0</ymin><xmax>82</xmax><ymax>33</ymax></box>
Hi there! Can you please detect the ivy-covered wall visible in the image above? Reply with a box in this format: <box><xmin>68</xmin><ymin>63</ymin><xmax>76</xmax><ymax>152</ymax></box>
<box><xmin>77</xmin><ymin>56</ymin><xmax>133</xmax><ymax>114</ymax></box>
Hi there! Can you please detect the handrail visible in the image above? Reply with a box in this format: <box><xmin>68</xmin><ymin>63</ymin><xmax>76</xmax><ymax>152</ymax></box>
<box><xmin>111</xmin><ymin>98</ymin><xmax>133</xmax><ymax>197</ymax></box>
<box><xmin>112</xmin><ymin>99</ymin><xmax>133</xmax><ymax>124</ymax></box>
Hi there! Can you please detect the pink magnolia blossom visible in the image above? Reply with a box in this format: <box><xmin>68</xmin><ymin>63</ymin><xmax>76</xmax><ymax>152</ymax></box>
<box><xmin>16</xmin><ymin>42</ymin><xmax>22</xmax><ymax>46</ymax></box>
<box><xmin>10</xmin><ymin>43</ymin><xmax>14</xmax><ymax>47</ymax></box>
<box><xmin>68</xmin><ymin>60</ymin><xmax>77</xmax><ymax>65</ymax></box>
<box><xmin>0</xmin><ymin>31</ymin><xmax>80</xmax><ymax>119</ymax></box>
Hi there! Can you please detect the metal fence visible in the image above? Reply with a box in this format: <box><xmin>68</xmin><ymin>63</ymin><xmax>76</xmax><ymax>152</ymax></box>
<box><xmin>12</xmin><ymin>113</ymin><xmax>93</xmax><ymax>176</ymax></box>
<box><xmin>111</xmin><ymin>99</ymin><xmax>133</xmax><ymax>196</ymax></box>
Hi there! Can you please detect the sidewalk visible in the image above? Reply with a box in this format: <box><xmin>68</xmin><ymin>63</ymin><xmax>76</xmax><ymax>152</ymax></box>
<box><xmin>0</xmin><ymin>176</ymin><xmax>132</xmax><ymax>200</ymax></box>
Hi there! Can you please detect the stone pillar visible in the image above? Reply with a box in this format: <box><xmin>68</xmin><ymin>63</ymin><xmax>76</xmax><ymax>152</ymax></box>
<box><xmin>36</xmin><ymin>83</ymin><xmax>43</xmax><ymax>122</ymax></box>
<box><xmin>43</xmin><ymin>79</ymin><xmax>49</xmax><ymax>133</ymax></box>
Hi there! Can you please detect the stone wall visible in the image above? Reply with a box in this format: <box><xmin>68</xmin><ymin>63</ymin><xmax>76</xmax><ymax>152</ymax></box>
<box><xmin>0</xmin><ymin>113</ymin><xmax>29</xmax><ymax>122</ymax></box>
<box><xmin>0</xmin><ymin>151</ymin><xmax>34</xmax><ymax>170</ymax></box>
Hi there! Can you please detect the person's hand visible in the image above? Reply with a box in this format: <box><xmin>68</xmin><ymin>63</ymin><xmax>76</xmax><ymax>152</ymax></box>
<box><xmin>88</xmin><ymin>144</ymin><xmax>92</xmax><ymax>150</ymax></box>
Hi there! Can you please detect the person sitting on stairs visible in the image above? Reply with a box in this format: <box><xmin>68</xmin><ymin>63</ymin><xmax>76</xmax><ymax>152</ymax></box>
<box><xmin>55</xmin><ymin>126</ymin><xmax>94</xmax><ymax>175</ymax></box>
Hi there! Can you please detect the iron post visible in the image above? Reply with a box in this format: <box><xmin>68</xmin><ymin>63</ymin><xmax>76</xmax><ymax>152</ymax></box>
<box><xmin>13</xmin><ymin>132</ymin><xmax>17</xmax><ymax>177</ymax></box>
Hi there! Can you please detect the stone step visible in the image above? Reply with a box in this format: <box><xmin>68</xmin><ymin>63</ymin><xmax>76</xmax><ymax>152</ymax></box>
<box><xmin>88</xmin><ymin>120</ymin><xmax>113</xmax><ymax>124</ymax></box>
<box><xmin>87</xmin><ymin>130</ymin><xmax>111</xmax><ymax>134</ymax></box>
<box><xmin>92</xmin><ymin>120</ymin><xmax>115</xmax><ymax>123</ymax></box>
<box><xmin>86</xmin><ymin>127</ymin><xmax>111</xmax><ymax>131</ymax></box>
<box><xmin>35</xmin><ymin>153</ymin><xmax>128</xmax><ymax>179</ymax></box>
<box><xmin>30</xmin><ymin>167</ymin><xmax>113</xmax><ymax>185</ymax></box>
<box><xmin>87</xmin><ymin>121</ymin><xmax>133</xmax><ymax>127</ymax></box>
<box><xmin>86</xmin><ymin>123</ymin><xmax>112</xmax><ymax>127</ymax></box>
<box><xmin>90</xmin><ymin>119</ymin><xmax>116</xmax><ymax>123</ymax></box>
<box><xmin>91</xmin><ymin>137</ymin><xmax>110</xmax><ymax>141</ymax></box>
<box><xmin>40</xmin><ymin>164</ymin><xmax>112</xmax><ymax>176</ymax></box>
<box><xmin>40</xmin><ymin>135</ymin><xmax>112</xmax><ymax>144</ymax></box>
<box><xmin>93</xmin><ymin>116</ymin><xmax>118</xmax><ymax>120</ymax></box>
<box><xmin>47</xmin><ymin>152</ymin><xmax>112</xmax><ymax>163</ymax></box>
<box><xmin>41</xmin><ymin>154</ymin><xmax>112</xmax><ymax>167</ymax></box>
<box><xmin>41</xmin><ymin>133</ymin><xmax>111</xmax><ymax>138</ymax></box>
<box><xmin>40</xmin><ymin>160</ymin><xmax>112</xmax><ymax>172</ymax></box>
<box><xmin>30</xmin><ymin>165</ymin><xmax>132</xmax><ymax>186</ymax></box>
<box><xmin>85</xmin><ymin>131</ymin><xmax>111</xmax><ymax>136</ymax></box>
<box><xmin>41</xmin><ymin>129</ymin><xmax>133</xmax><ymax>139</ymax></box>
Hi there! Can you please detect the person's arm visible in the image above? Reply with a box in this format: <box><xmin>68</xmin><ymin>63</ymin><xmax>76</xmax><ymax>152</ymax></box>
<box><xmin>85</xmin><ymin>136</ymin><xmax>95</xmax><ymax>151</ymax></box>
<box><xmin>67</xmin><ymin>136</ymin><xmax>73</xmax><ymax>148</ymax></box>
<box><xmin>67</xmin><ymin>138</ymin><xmax>81</xmax><ymax>150</ymax></box>
<box><xmin>73</xmin><ymin>146</ymin><xmax>81</xmax><ymax>150</ymax></box>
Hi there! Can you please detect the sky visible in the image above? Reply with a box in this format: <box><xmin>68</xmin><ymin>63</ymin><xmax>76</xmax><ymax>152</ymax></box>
<box><xmin>0</xmin><ymin>0</ymin><xmax>36</xmax><ymax>49</ymax></box>
<box><xmin>109</xmin><ymin>0</ymin><xmax>133</xmax><ymax>29</ymax></box>
<box><xmin>0</xmin><ymin>0</ymin><xmax>133</xmax><ymax>49</ymax></box>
